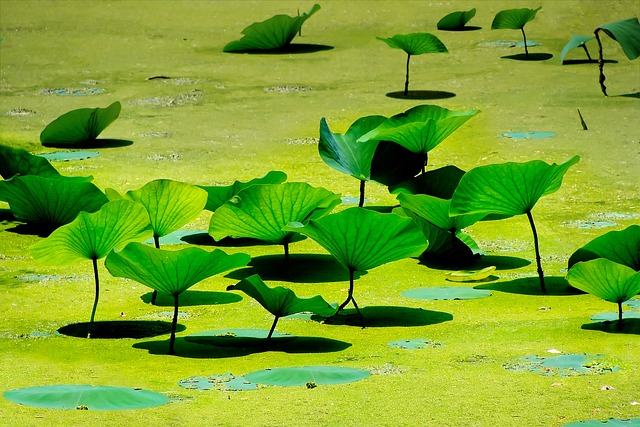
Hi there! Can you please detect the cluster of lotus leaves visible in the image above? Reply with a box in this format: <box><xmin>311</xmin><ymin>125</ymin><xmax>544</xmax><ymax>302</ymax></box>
<box><xmin>377</xmin><ymin>33</ymin><xmax>448</xmax><ymax>56</ymax></box>
<box><xmin>223</xmin><ymin>4</ymin><xmax>321</xmax><ymax>52</ymax></box>
<box><xmin>437</xmin><ymin>8</ymin><xmax>477</xmax><ymax>31</ymax></box>
<box><xmin>40</xmin><ymin>101</ymin><xmax>121</xmax><ymax>146</ymax></box>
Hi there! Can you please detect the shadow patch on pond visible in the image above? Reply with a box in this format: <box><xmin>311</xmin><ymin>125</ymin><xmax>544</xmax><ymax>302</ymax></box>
<box><xmin>581</xmin><ymin>319</ymin><xmax>640</xmax><ymax>335</ymax></box>
<box><xmin>475</xmin><ymin>276</ymin><xmax>583</xmax><ymax>296</ymax></box>
<box><xmin>226</xmin><ymin>43</ymin><xmax>334</xmax><ymax>54</ymax></box>
<box><xmin>562</xmin><ymin>58</ymin><xmax>617</xmax><ymax>65</ymax></box>
<box><xmin>501</xmin><ymin>53</ymin><xmax>553</xmax><ymax>61</ymax></box>
<box><xmin>139</xmin><ymin>290</ymin><xmax>242</xmax><ymax>307</ymax></box>
<box><xmin>58</xmin><ymin>320</ymin><xmax>185</xmax><ymax>339</ymax></box>
<box><xmin>386</xmin><ymin>90</ymin><xmax>456</xmax><ymax>100</ymax></box>
<box><xmin>226</xmin><ymin>254</ymin><xmax>359</xmax><ymax>283</ymax></box>
<box><xmin>421</xmin><ymin>254</ymin><xmax>531</xmax><ymax>271</ymax></box>
<box><xmin>41</xmin><ymin>138</ymin><xmax>133</xmax><ymax>149</ymax></box>
<box><xmin>318</xmin><ymin>306</ymin><xmax>453</xmax><ymax>327</ymax></box>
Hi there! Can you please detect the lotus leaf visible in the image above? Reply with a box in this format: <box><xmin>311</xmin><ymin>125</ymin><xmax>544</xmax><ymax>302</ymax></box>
<box><xmin>568</xmin><ymin>225</ymin><xmax>640</xmax><ymax>271</ymax></box>
<box><xmin>40</xmin><ymin>101</ymin><xmax>121</xmax><ymax>146</ymax></box>
<box><xmin>437</xmin><ymin>8</ymin><xmax>477</xmax><ymax>31</ymax></box>
<box><xmin>358</xmin><ymin>105</ymin><xmax>479</xmax><ymax>172</ymax></box>
<box><xmin>560</xmin><ymin>35</ymin><xmax>595</xmax><ymax>63</ymax></box>
<box><xmin>491</xmin><ymin>7</ymin><xmax>542</xmax><ymax>58</ymax></box>
<box><xmin>566</xmin><ymin>258</ymin><xmax>640</xmax><ymax>324</ymax></box>
<box><xmin>198</xmin><ymin>171</ymin><xmax>287</xmax><ymax>212</ymax></box>
<box><xmin>0</xmin><ymin>144</ymin><xmax>59</xmax><ymax>179</ymax></box>
<box><xmin>244</xmin><ymin>366</ymin><xmax>370</xmax><ymax>387</ymax></box>
<box><xmin>445</xmin><ymin>266</ymin><xmax>497</xmax><ymax>282</ymax></box>
<box><xmin>389</xmin><ymin>165</ymin><xmax>466</xmax><ymax>198</ymax></box>
<box><xmin>284</xmin><ymin>207</ymin><xmax>428</xmax><ymax>320</ymax></box>
<box><xmin>31</xmin><ymin>200</ymin><xmax>152</xmax><ymax>337</ymax></box>
<box><xmin>402</xmin><ymin>287</ymin><xmax>492</xmax><ymax>300</ymax></box>
<box><xmin>450</xmin><ymin>156</ymin><xmax>580</xmax><ymax>293</ymax></box>
<box><xmin>563</xmin><ymin>419</ymin><xmax>640</xmax><ymax>427</ymax></box>
<box><xmin>0</xmin><ymin>174</ymin><xmax>108</xmax><ymax>229</ymax></box>
<box><xmin>377</xmin><ymin>33</ymin><xmax>448</xmax><ymax>96</ymax></box>
<box><xmin>223</xmin><ymin>4</ymin><xmax>321</xmax><ymax>52</ymax></box>
<box><xmin>594</xmin><ymin>18</ymin><xmax>640</xmax><ymax>95</ymax></box>
<box><xmin>227</xmin><ymin>274</ymin><xmax>337</xmax><ymax>340</ymax></box>
<box><xmin>105</xmin><ymin>242</ymin><xmax>251</xmax><ymax>353</ymax></box>
<box><xmin>209</xmin><ymin>182</ymin><xmax>341</xmax><ymax>259</ymax></box>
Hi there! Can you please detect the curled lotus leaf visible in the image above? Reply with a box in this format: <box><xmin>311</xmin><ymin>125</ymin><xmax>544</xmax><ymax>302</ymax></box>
<box><xmin>491</xmin><ymin>7</ymin><xmax>541</xmax><ymax>30</ymax></box>
<box><xmin>568</xmin><ymin>225</ymin><xmax>640</xmax><ymax>271</ymax></box>
<box><xmin>198</xmin><ymin>171</ymin><xmax>287</xmax><ymax>212</ymax></box>
<box><xmin>597</xmin><ymin>17</ymin><xmax>640</xmax><ymax>60</ymax></box>
<box><xmin>566</xmin><ymin>258</ymin><xmax>640</xmax><ymax>304</ymax></box>
<box><xmin>389</xmin><ymin>165</ymin><xmax>466</xmax><ymax>198</ymax></box>
<box><xmin>437</xmin><ymin>8</ymin><xmax>477</xmax><ymax>31</ymax></box>
<box><xmin>40</xmin><ymin>101</ymin><xmax>121</xmax><ymax>146</ymax></box>
<box><xmin>0</xmin><ymin>144</ymin><xmax>60</xmax><ymax>179</ymax></box>
<box><xmin>560</xmin><ymin>34</ymin><xmax>595</xmax><ymax>63</ymax></box>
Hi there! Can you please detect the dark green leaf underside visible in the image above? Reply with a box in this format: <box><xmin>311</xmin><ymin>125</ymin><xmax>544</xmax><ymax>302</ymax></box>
<box><xmin>40</xmin><ymin>101</ymin><xmax>121</xmax><ymax>146</ymax></box>
<box><xmin>598</xmin><ymin>17</ymin><xmax>640</xmax><ymax>60</ymax></box>
<box><xmin>437</xmin><ymin>8</ymin><xmax>477</xmax><ymax>30</ymax></box>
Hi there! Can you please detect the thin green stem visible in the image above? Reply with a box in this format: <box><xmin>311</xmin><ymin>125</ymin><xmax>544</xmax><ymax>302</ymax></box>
<box><xmin>521</xmin><ymin>28</ymin><xmax>529</xmax><ymax>58</ymax></box>
<box><xmin>150</xmin><ymin>235</ymin><xmax>160</xmax><ymax>305</ymax></box>
<box><xmin>404</xmin><ymin>53</ymin><xmax>411</xmax><ymax>96</ymax></box>
<box><xmin>266</xmin><ymin>316</ymin><xmax>280</xmax><ymax>343</ymax></box>
<box><xmin>595</xmin><ymin>29</ymin><xmax>607</xmax><ymax>96</ymax></box>
<box><xmin>358</xmin><ymin>180</ymin><xmax>365</xmax><ymax>208</ymax></box>
<box><xmin>87</xmin><ymin>257</ymin><xmax>100</xmax><ymax>338</ymax></box>
<box><xmin>526</xmin><ymin>210</ymin><xmax>546</xmax><ymax>294</ymax></box>
<box><xmin>168</xmin><ymin>294</ymin><xmax>179</xmax><ymax>355</ymax></box>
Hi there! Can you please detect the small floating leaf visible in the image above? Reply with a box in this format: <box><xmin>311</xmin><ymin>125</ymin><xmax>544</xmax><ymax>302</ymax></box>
<box><xmin>402</xmin><ymin>287</ymin><xmax>492</xmax><ymax>300</ymax></box>
<box><xmin>445</xmin><ymin>266</ymin><xmax>497</xmax><ymax>282</ymax></box>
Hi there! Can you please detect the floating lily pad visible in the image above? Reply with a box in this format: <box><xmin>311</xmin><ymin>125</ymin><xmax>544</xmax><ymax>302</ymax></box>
<box><xmin>562</xmin><ymin>220</ymin><xmax>617</xmax><ymax>230</ymax></box>
<box><xmin>591</xmin><ymin>311</ymin><xmax>640</xmax><ymax>322</ymax></box>
<box><xmin>244</xmin><ymin>366</ymin><xmax>370</xmax><ymax>387</ymax></box>
<box><xmin>184</xmin><ymin>328</ymin><xmax>295</xmax><ymax>347</ymax></box>
<box><xmin>41</xmin><ymin>88</ymin><xmax>105</xmax><ymax>96</ymax></box>
<box><xmin>500</xmin><ymin>132</ymin><xmax>556</xmax><ymax>140</ymax></box>
<box><xmin>563</xmin><ymin>419</ymin><xmax>640</xmax><ymax>427</ymax></box>
<box><xmin>4</xmin><ymin>385</ymin><xmax>169</xmax><ymax>410</ymax></box>
<box><xmin>178</xmin><ymin>373</ymin><xmax>258</xmax><ymax>391</ymax></box>
<box><xmin>37</xmin><ymin>151</ymin><xmax>100</xmax><ymax>161</ymax></box>
<box><xmin>504</xmin><ymin>354</ymin><xmax>619</xmax><ymax>376</ymax></box>
<box><xmin>388</xmin><ymin>338</ymin><xmax>444</xmax><ymax>349</ymax></box>
<box><xmin>445</xmin><ymin>266</ymin><xmax>497</xmax><ymax>282</ymax></box>
<box><xmin>402</xmin><ymin>287</ymin><xmax>492</xmax><ymax>300</ymax></box>
<box><xmin>624</xmin><ymin>298</ymin><xmax>640</xmax><ymax>309</ymax></box>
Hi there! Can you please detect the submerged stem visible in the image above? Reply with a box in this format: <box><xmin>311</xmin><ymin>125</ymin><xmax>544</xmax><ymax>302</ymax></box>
<box><xmin>404</xmin><ymin>53</ymin><xmax>411</xmax><ymax>96</ymax></box>
<box><xmin>88</xmin><ymin>257</ymin><xmax>100</xmax><ymax>338</ymax></box>
<box><xmin>595</xmin><ymin>29</ymin><xmax>607</xmax><ymax>96</ymax></box>
<box><xmin>168</xmin><ymin>293</ymin><xmax>179</xmax><ymax>355</ymax></box>
<box><xmin>526</xmin><ymin>210</ymin><xmax>546</xmax><ymax>294</ymax></box>
<box><xmin>358</xmin><ymin>180</ymin><xmax>365</xmax><ymax>208</ymax></box>
<box><xmin>150</xmin><ymin>235</ymin><xmax>160</xmax><ymax>305</ymax></box>
<box><xmin>521</xmin><ymin>28</ymin><xmax>529</xmax><ymax>59</ymax></box>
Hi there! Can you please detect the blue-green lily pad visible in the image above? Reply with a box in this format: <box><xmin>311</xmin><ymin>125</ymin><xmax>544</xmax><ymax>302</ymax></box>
<box><xmin>591</xmin><ymin>311</ymin><xmax>640</xmax><ymax>322</ymax></box>
<box><xmin>244</xmin><ymin>366</ymin><xmax>370</xmax><ymax>387</ymax></box>
<box><xmin>178</xmin><ymin>373</ymin><xmax>258</xmax><ymax>391</ymax></box>
<box><xmin>388</xmin><ymin>338</ymin><xmax>444</xmax><ymax>349</ymax></box>
<box><xmin>41</xmin><ymin>88</ymin><xmax>105</xmax><ymax>96</ymax></box>
<box><xmin>500</xmin><ymin>132</ymin><xmax>556</xmax><ymax>140</ymax></box>
<box><xmin>402</xmin><ymin>287</ymin><xmax>492</xmax><ymax>300</ymax></box>
<box><xmin>504</xmin><ymin>354</ymin><xmax>619</xmax><ymax>376</ymax></box>
<box><xmin>184</xmin><ymin>328</ymin><xmax>295</xmax><ymax>347</ymax></box>
<box><xmin>4</xmin><ymin>385</ymin><xmax>169</xmax><ymax>410</ymax></box>
<box><xmin>37</xmin><ymin>151</ymin><xmax>100</xmax><ymax>161</ymax></box>
<box><xmin>563</xmin><ymin>419</ymin><xmax>640</xmax><ymax>427</ymax></box>
<box><xmin>624</xmin><ymin>298</ymin><xmax>640</xmax><ymax>309</ymax></box>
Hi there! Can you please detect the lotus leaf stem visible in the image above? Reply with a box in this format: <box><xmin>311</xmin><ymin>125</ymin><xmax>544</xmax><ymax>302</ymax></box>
<box><xmin>404</xmin><ymin>53</ymin><xmax>411</xmax><ymax>96</ymax></box>
<box><xmin>617</xmin><ymin>302</ymin><xmax>623</xmax><ymax>329</ymax></box>
<box><xmin>284</xmin><ymin>242</ymin><xmax>290</xmax><ymax>264</ymax></box>
<box><xmin>595</xmin><ymin>29</ymin><xmax>607</xmax><ymax>96</ymax></box>
<box><xmin>168</xmin><ymin>294</ymin><xmax>179</xmax><ymax>355</ymax></box>
<box><xmin>150</xmin><ymin>235</ymin><xmax>160</xmax><ymax>305</ymax></box>
<box><xmin>266</xmin><ymin>315</ymin><xmax>280</xmax><ymax>342</ymax></box>
<box><xmin>358</xmin><ymin>180</ymin><xmax>365</xmax><ymax>208</ymax></box>
<box><xmin>526</xmin><ymin>210</ymin><xmax>546</xmax><ymax>293</ymax></box>
<box><xmin>521</xmin><ymin>28</ymin><xmax>529</xmax><ymax>59</ymax></box>
<box><xmin>336</xmin><ymin>268</ymin><xmax>365</xmax><ymax>327</ymax></box>
<box><xmin>87</xmin><ymin>257</ymin><xmax>100</xmax><ymax>338</ymax></box>
<box><xmin>580</xmin><ymin>44</ymin><xmax>593</xmax><ymax>61</ymax></box>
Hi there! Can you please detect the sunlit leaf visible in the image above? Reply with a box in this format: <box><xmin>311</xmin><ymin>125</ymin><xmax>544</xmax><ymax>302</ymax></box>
<box><xmin>377</xmin><ymin>33</ymin><xmax>448</xmax><ymax>55</ymax></box>
<box><xmin>568</xmin><ymin>225</ymin><xmax>640</xmax><ymax>271</ymax></box>
<box><xmin>491</xmin><ymin>6</ymin><xmax>541</xmax><ymax>30</ymax></box>
<box><xmin>223</xmin><ymin>4</ymin><xmax>321</xmax><ymax>52</ymax></box>
<box><xmin>40</xmin><ymin>101</ymin><xmax>121</xmax><ymax>146</ymax></box>
<box><xmin>398</xmin><ymin>193</ymin><xmax>484</xmax><ymax>232</ymax></box>
<box><xmin>437</xmin><ymin>8</ymin><xmax>477</xmax><ymax>31</ymax></box>
<box><xmin>198</xmin><ymin>171</ymin><xmax>287</xmax><ymax>212</ymax></box>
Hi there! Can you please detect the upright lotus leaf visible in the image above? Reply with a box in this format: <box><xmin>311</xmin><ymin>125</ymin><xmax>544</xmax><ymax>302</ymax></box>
<box><xmin>358</xmin><ymin>105</ymin><xmax>479</xmax><ymax>173</ymax></box>
<box><xmin>595</xmin><ymin>18</ymin><xmax>640</xmax><ymax>96</ymax></box>
<box><xmin>40</xmin><ymin>101</ymin><xmax>121</xmax><ymax>146</ymax></box>
<box><xmin>30</xmin><ymin>200</ymin><xmax>152</xmax><ymax>337</ymax></box>
<box><xmin>437</xmin><ymin>8</ymin><xmax>477</xmax><ymax>31</ymax></box>
<box><xmin>398</xmin><ymin>193</ymin><xmax>484</xmax><ymax>260</ymax></box>
<box><xmin>223</xmin><ymin>4</ymin><xmax>321</xmax><ymax>52</ymax></box>
<box><xmin>198</xmin><ymin>171</ymin><xmax>287</xmax><ymax>212</ymax></box>
<box><xmin>450</xmin><ymin>156</ymin><xmax>580</xmax><ymax>293</ymax></box>
<box><xmin>0</xmin><ymin>174</ymin><xmax>108</xmax><ymax>229</ymax></box>
<box><xmin>209</xmin><ymin>182</ymin><xmax>341</xmax><ymax>260</ymax></box>
<box><xmin>560</xmin><ymin>35</ymin><xmax>595</xmax><ymax>63</ymax></box>
<box><xmin>284</xmin><ymin>208</ymin><xmax>428</xmax><ymax>322</ymax></box>
<box><xmin>566</xmin><ymin>258</ymin><xmax>640</xmax><ymax>325</ymax></box>
<box><xmin>491</xmin><ymin>6</ymin><xmax>542</xmax><ymax>58</ymax></box>
<box><xmin>0</xmin><ymin>144</ymin><xmax>60</xmax><ymax>179</ymax></box>
<box><xmin>377</xmin><ymin>33</ymin><xmax>448</xmax><ymax>96</ymax></box>
<box><xmin>105</xmin><ymin>242</ymin><xmax>251</xmax><ymax>354</ymax></box>
<box><xmin>389</xmin><ymin>165</ymin><xmax>466</xmax><ymax>198</ymax></box>
<box><xmin>227</xmin><ymin>274</ymin><xmax>337</xmax><ymax>341</ymax></box>
<box><xmin>568</xmin><ymin>225</ymin><xmax>640</xmax><ymax>271</ymax></box>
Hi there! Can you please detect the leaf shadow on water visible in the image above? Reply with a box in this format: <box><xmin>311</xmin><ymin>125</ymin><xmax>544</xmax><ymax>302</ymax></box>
<box><xmin>386</xmin><ymin>90</ymin><xmax>456</xmax><ymax>100</ymax></box>
<box><xmin>225</xmin><ymin>43</ymin><xmax>334</xmax><ymax>54</ymax></box>
<box><xmin>420</xmin><ymin>254</ymin><xmax>531</xmax><ymax>271</ymax></box>
<box><xmin>439</xmin><ymin>26</ymin><xmax>482</xmax><ymax>32</ymax></box>
<box><xmin>132</xmin><ymin>335</ymin><xmax>351</xmax><ymax>358</ymax></box>
<box><xmin>474</xmin><ymin>276</ymin><xmax>584</xmax><ymax>296</ymax></box>
<box><xmin>562</xmin><ymin>59</ymin><xmax>617</xmax><ymax>65</ymax></box>
<box><xmin>57</xmin><ymin>320</ymin><xmax>185</xmax><ymax>339</ymax></box>
<box><xmin>501</xmin><ymin>53</ymin><xmax>553</xmax><ymax>61</ymax></box>
<box><xmin>225</xmin><ymin>254</ymin><xmax>361</xmax><ymax>283</ymax></box>
<box><xmin>581</xmin><ymin>319</ymin><xmax>640</xmax><ymax>335</ymax></box>
<box><xmin>3</xmin><ymin>221</ymin><xmax>55</xmax><ymax>237</ymax></box>
<box><xmin>618</xmin><ymin>91</ymin><xmax>640</xmax><ymax>99</ymax></box>
<box><xmin>317</xmin><ymin>306</ymin><xmax>453</xmax><ymax>327</ymax></box>
<box><xmin>41</xmin><ymin>138</ymin><xmax>133</xmax><ymax>149</ymax></box>
<box><xmin>139</xmin><ymin>290</ymin><xmax>242</xmax><ymax>306</ymax></box>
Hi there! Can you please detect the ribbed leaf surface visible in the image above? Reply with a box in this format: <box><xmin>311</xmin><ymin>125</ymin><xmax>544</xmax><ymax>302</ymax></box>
<box><xmin>40</xmin><ymin>101</ymin><xmax>121</xmax><ymax>146</ymax></box>
<box><xmin>568</xmin><ymin>225</ymin><xmax>640</xmax><ymax>271</ymax></box>
<box><xmin>491</xmin><ymin>7</ymin><xmax>541</xmax><ymax>30</ymax></box>
<box><xmin>566</xmin><ymin>258</ymin><xmax>640</xmax><ymax>303</ymax></box>
<box><xmin>377</xmin><ymin>33</ymin><xmax>448</xmax><ymax>55</ymax></box>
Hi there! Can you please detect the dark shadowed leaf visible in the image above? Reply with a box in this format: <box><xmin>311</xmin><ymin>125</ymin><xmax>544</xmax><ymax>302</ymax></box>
<box><xmin>598</xmin><ymin>17</ymin><xmax>640</xmax><ymax>60</ymax></box>
<box><xmin>377</xmin><ymin>33</ymin><xmax>448</xmax><ymax>55</ymax></box>
<box><xmin>398</xmin><ymin>193</ymin><xmax>485</xmax><ymax>232</ymax></box>
<box><xmin>437</xmin><ymin>8</ymin><xmax>477</xmax><ymax>31</ymax></box>
<box><xmin>198</xmin><ymin>171</ymin><xmax>287</xmax><ymax>212</ymax></box>
<box><xmin>40</xmin><ymin>101</ymin><xmax>121</xmax><ymax>146</ymax></box>
<box><xmin>389</xmin><ymin>165</ymin><xmax>466</xmax><ymax>198</ymax></box>
<box><xmin>568</xmin><ymin>225</ymin><xmax>640</xmax><ymax>271</ymax></box>
<box><xmin>0</xmin><ymin>144</ymin><xmax>60</xmax><ymax>179</ymax></box>
<box><xmin>491</xmin><ymin>7</ymin><xmax>541</xmax><ymax>30</ymax></box>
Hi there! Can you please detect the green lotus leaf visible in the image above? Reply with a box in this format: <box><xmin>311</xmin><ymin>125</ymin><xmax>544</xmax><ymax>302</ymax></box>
<box><xmin>223</xmin><ymin>4</ymin><xmax>321</xmax><ymax>52</ymax></box>
<box><xmin>450</xmin><ymin>156</ymin><xmax>580</xmax><ymax>293</ymax></box>
<box><xmin>126</xmin><ymin>179</ymin><xmax>208</xmax><ymax>241</ymax></box>
<box><xmin>198</xmin><ymin>171</ymin><xmax>287</xmax><ymax>212</ymax></box>
<box><xmin>284</xmin><ymin>208</ymin><xmax>427</xmax><ymax>320</ymax></box>
<box><xmin>0</xmin><ymin>175</ymin><xmax>108</xmax><ymax>229</ymax></box>
<box><xmin>244</xmin><ymin>366</ymin><xmax>370</xmax><ymax>387</ymax></box>
<box><xmin>227</xmin><ymin>274</ymin><xmax>337</xmax><ymax>340</ymax></box>
<box><xmin>389</xmin><ymin>165</ymin><xmax>466</xmax><ymax>198</ymax></box>
<box><xmin>566</xmin><ymin>258</ymin><xmax>640</xmax><ymax>324</ymax></box>
<box><xmin>568</xmin><ymin>225</ymin><xmax>640</xmax><ymax>271</ymax></box>
<box><xmin>40</xmin><ymin>101</ymin><xmax>121</xmax><ymax>146</ymax></box>
<box><xmin>377</xmin><ymin>33</ymin><xmax>448</xmax><ymax>56</ymax></box>
<box><xmin>560</xmin><ymin>34</ymin><xmax>595</xmax><ymax>63</ymax></box>
<box><xmin>209</xmin><ymin>182</ymin><xmax>341</xmax><ymax>255</ymax></box>
<box><xmin>398</xmin><ymin>193</ymin><xmax>485</xmax><ymax>232</ymax></box>
<box><xmin>0</xmin><ymin>144</ymin><xmax>60</xmax><ymax>179</ymax></box>
<box><xmin>491</xmin><ymin>6</ymin><xmax>541</xmax><ymax>30</ymax></box>
<box><xmin>358</xmin><ymin>105</ymin><xmax>479</xmax><ymax>163</ymax></box>
<box><xmin>437</xmin><ymin>8</ymin><xmax>477</xmax><ymax>31</ymax></box>
<box><xmin>105</xmin><ymin>242</ymin><xmax>250</xmax><ymax>353</ymax></box>
<box><xmin>598</xmin><ymin>17</ymin><xmax>640</xmax><ymax>60</ymax></box>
